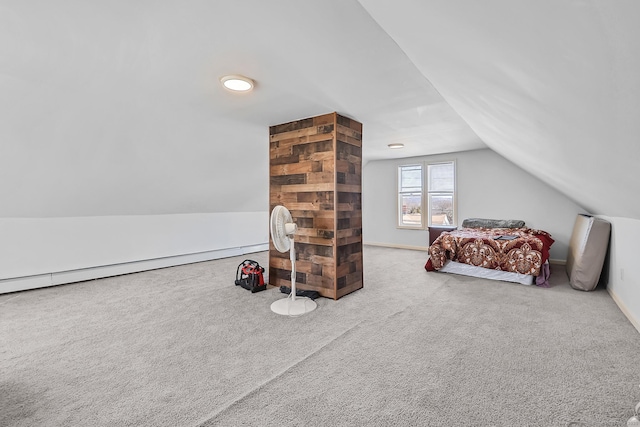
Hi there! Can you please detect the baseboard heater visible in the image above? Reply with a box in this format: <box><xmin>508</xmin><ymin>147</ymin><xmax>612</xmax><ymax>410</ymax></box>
<box><xmin>0</xmin><ymin>243</ymin><xmax>268</xmax><ymax>294</ymax></box>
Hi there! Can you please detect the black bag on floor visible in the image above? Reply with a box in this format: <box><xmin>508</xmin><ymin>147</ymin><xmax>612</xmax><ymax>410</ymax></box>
<box><xmin>279</xmin><ymin>286</ymin><xmax>320</xmax><ymax>300</ymax></box>
<box><xmin>235</xmin><ymin>260</ymin><xmax>266</xmax><ymax>293</ymax></box>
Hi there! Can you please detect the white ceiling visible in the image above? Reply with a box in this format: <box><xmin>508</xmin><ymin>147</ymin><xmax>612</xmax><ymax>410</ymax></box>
<box><xmin>1</xmin><ymin>1</ymin><xmax>638</xmax><ymax>219</ymax></box>
<box><xmin>202</xmin><ymin>0</ymin><xmax>487</xmax><ymax>161</ymax></box>
<box><xmin>360</xmin><ymin>0</ymin><xmax>640</xmax><ymax>219</ymax></box>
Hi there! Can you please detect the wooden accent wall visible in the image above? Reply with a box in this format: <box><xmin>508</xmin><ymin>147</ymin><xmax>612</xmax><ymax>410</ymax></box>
<box><xmin>269</xmin><ymin>112</ymin><xmax>363</xmax><ymax>300</ymax></box>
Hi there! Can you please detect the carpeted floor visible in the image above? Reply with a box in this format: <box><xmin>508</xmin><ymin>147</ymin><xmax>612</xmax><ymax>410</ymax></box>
<box><xmin>1</xmin><ymin>246</ymin><xmax>639</xmax><ymax>426</ymax></box>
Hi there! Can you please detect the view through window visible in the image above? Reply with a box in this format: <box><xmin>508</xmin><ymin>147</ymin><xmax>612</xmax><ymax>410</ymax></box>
<box><xmin>398</xmin><ymin>161</ymin><xmax>456</xmax><ymax>228</ymax></box>
<box><xmin>427</xmin><ymin>162</ymin><xmax>455</xmax><ymax>226</ymax></box>
<box><xmin>398</xmin><ymin>164</ymin><xmax>423</xmax><ymax>228</ymax></box>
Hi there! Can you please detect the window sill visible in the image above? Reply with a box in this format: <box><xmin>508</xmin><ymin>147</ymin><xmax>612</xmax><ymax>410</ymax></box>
<box><xmin>397</xmin><ymin>225</ymin><xmax>426</xmax><ymax>231</ymax></box>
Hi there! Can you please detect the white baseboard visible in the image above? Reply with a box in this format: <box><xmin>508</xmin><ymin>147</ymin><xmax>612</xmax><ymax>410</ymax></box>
<box><xmin>0</xmin><ymin>243</ymin><xmax>269</xmax><ymax>294</ymax></box>
<box><xmin>549</xmin><ymin>258</ymin><xmax>567</xmax><ymax>265</ymax></box>
<box><xmin>607</xmin><ymin>287</ymin><xmax>640</xmax><ymax>335</ymax></box>
<box><xmin>364</xmin><ymin>242</ymin><xmax>429</xmax><ymax>251</ymax></box>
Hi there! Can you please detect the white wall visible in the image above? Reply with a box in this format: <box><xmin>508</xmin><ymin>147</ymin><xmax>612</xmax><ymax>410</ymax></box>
<box><xmin>362</xmin><ymin>148</ymin><xmax>588</xmax><ymax>261</ymax></box>
<box><xmin>600</xmin><ymin>216</ymin><xmax>640</xmax><ymax>333</ymax></box>
<box><xmin>0</xmin><ymin>213</ymin><xmax>268</xmax><ymax>293</ymax></box>
<box><xmin>0</xmin><ymin>2</ymin><xmax>271</xmax><ymax>293</ymax></box>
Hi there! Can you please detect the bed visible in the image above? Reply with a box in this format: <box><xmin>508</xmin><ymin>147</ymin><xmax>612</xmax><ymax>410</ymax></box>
<box><xmin>425</xmin><ymin>218</ymin><xmax>555</xmax><ymax>287</ymax></box>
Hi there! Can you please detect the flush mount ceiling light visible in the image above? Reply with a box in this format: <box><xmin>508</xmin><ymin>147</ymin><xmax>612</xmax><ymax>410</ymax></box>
<box><xmin>388</xmin><ymin>143</ymin><xmax>404</xmax><ymax>149</ymax></box>
<box><xmin>220</xmin><ymin>75</ymin><xmax>254</xmax><ymax>92</ymax></box>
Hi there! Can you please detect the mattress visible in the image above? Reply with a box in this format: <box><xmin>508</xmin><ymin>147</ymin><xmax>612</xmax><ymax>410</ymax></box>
<box><xmin>566</xmin><ymin>214</ymin><xmax>611</xmax><ymax>291</ymax></box>
<box><xmin>439</xmin><ymin>259</ymin><xmax>535</xmax><ymax>285</ymax></box>
<box><xmin>427</xmin><ymin>226</ymin><xmax>554</xmax><ymax>286</ymax></box>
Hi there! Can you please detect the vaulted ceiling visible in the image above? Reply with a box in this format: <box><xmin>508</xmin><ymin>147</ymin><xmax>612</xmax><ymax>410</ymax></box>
<box><xmin>361</xmin><ymin>0</ymin><xmax>640</xmax><ymax>220</ymax></box>
<box><xmin>1</xmin><ymin>1</ymin><xmax>638</xmax><ymax>219</ymax></box>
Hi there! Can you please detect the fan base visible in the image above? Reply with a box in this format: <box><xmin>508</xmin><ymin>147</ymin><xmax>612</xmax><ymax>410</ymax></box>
<box><xmin>271</xmin><ymin>296</ymin><xmax>317</xmax><ymax>316</ymax></box>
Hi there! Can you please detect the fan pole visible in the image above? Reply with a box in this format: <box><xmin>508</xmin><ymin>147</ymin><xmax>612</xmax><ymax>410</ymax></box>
<box><xmin>290</xmin><ymin>236</ymin><xmax>296</xmax><ymax>301</ymax></box>
<box><xmin>269</xmin><ymin>205</ymin><xmax>317</xmax><ymax>316</ymax></box>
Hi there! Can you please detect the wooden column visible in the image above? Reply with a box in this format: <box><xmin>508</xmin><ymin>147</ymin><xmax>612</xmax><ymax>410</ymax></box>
<box><xmin>269</xmin><ymin>112</ymin><xmax>363</xmax><ymax>300</ymax></box>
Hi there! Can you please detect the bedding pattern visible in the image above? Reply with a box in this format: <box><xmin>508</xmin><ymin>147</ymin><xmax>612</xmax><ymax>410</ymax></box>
<box><xmin>427</xmin><ymin>227</ymin><xmax>554</xmax><ymax>284</ymax></box>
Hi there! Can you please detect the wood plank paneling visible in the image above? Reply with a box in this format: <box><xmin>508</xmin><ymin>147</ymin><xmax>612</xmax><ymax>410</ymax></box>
<box><xmin>269</xmin><ymin>112</ymin><xmax>363</xmax><ymax>300</ymax></box>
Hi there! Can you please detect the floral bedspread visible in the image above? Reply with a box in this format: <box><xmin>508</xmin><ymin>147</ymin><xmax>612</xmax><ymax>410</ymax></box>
<box><xmin>426</xmin><ymin>227</ymin><xmax>554</xmax><ymax>278</ymax></box>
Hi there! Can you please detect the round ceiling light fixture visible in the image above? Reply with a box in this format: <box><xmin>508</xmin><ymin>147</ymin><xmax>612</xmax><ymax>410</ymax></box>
<box><xmin>220</xmin><ymin>75</ymin><xmax>254</xmax><ymax>92</ymax></box>
<box><xmin>388</xmin><ymin>143</ymin><xmax>404</xmax><ymax>149</ymax></box>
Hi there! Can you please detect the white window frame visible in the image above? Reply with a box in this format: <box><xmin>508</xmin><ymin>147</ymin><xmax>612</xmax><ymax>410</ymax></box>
<box><xmin>397</xmin><ymin>164</ymin><xmax>425</xmax><ymax>229</ymax></box>
<box><xmin>397</xmin><ymin>161</ymin><xmax>457</xmax><ymax>230</ymax></box>
<box><xmin>426</xmin><ymin>161</ymin><xmax>457</xmax><ymax>227</ymax></box>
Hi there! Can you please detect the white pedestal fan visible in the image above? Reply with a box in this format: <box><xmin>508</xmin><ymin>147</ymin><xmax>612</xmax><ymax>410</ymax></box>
<box><xmin>270</xmin><ymin>205</ymin><xmax>317</xmax><ymax>316</ymax></box>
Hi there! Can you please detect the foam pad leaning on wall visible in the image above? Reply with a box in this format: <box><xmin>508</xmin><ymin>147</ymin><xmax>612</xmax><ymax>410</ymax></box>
<box><xmin>566</xmin><ymin>214</ymin><xmax>611</xmax><ymax>291</ymax></box>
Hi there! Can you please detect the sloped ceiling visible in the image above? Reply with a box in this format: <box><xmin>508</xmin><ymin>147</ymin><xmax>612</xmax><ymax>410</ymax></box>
<box><xmin>0</xmin><ymin>0</ymin><xmax>482</xmax><ymax>217</ymax></box>
<box><xmin>359</xmin><ymin>0</ymin><xmax>640</xmax><ymax>219</ymax></box>
<box><xmin>1</xmin><ymin>1</ymin><xmax>638</xmax><ymax>219</ymax></box>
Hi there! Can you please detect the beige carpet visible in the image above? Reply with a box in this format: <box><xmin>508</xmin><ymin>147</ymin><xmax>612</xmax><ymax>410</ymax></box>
<box><xmin>1</xmin><ymin>246</ymin><xmax>639</xmax><ymax>426</ymax></box>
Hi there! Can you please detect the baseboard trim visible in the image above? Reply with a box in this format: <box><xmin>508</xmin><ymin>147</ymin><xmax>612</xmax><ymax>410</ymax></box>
<box><xmin>0</xmin><ymin>243</ymin><xmax>269</xmax><ymax>294</ymax></box>
<box><xmin>364</xmin><ymin>242</ymin><xmax>429</xmax><ymax>251</ymax></box>
<box><xmin>549</xmin><ymin>258</ymin><xmax>567</xmax><ymax>266</ymax></box>
<box><xmin>608</xmin><ymin>287</ymin><xmax>640</xmax><ymax>335</ymax></box>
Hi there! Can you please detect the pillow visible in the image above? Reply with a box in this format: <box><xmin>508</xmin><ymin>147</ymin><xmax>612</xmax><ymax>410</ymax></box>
<box><xmin>461</xmin><ymin>218</ymin><xmax>525</xmax><ymax>229</ymax></box>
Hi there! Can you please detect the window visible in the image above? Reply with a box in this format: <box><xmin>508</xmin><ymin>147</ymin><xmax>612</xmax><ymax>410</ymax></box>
<box><xmin>397</xmin><ymin>161</ymin><xmax>456</xmax><ymax>229</ymax></box>
<box><xmin>398</xmin><ymin>164</ymin><xmax>423</xmax><ymax>228</ymax></box>
<box><xmin>427</xmin><ymin>161</ymin><xmax>456</xmax><ymax>226</ymax></box>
